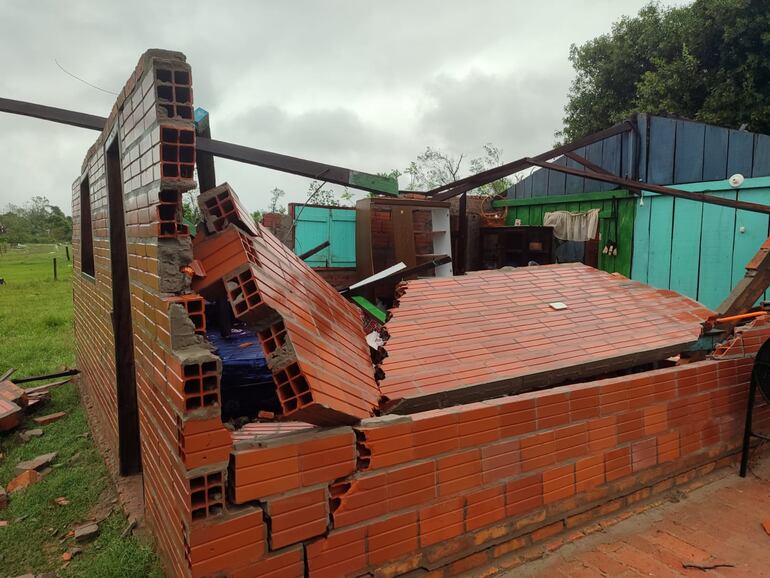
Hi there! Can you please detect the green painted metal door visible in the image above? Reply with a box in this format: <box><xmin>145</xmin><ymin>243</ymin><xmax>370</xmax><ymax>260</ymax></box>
<box><xmin>294</xmin><ymin>205</ymin><xmax>356</xmax><ymax>267</ymax></box>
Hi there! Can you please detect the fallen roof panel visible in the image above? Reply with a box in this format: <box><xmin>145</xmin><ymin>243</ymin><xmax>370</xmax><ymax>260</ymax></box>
<box><xmin>380</xmin><ymin>263</ymin><xmax>711</xmax><ymax>413</ymax></box>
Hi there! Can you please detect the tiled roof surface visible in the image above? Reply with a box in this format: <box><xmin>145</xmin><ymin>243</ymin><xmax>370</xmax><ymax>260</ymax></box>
<box><xmin>381</xmin><ymin>263</ymin><xmax>711</xmax><ymax>412</ymax></box>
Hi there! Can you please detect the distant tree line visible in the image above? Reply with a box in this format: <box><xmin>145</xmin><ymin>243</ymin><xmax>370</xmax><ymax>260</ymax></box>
<box><xmin>0</xmin><ymin>196</ymin><xmax>72</xmax><ymax>244</ymax></box>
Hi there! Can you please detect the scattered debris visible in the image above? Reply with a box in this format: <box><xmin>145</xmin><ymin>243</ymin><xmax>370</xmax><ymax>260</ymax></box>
<box><xmin>53</xmin><ymin>496</ymin><xmax>70</xmax><ymax>506</ymax></box>
<box><xmin>257</xmin><ymin>410</ymin><xmax>275</xmax><ymax>420</ymax></box>
<box><xmin>15</xmin><ymin>452</ymin><xmax>57</xmax><ymax>476</ymax></box>
<box><xmin>0</xmin><ymin>368</ymin><xmax>15</xmax><ymax>382</ymax></box>
<box><xmin>763</xmin><ymin>518</ymin><xmax>770</xmax><ymax>536</ymax></box>
<box><xmin>12</xmin><ymin>368</ymin><xmax>79</xmax><ymax>384</ymax></box>
<box><xmin>23</xmin><ymin>378</ymin><xmax>71</xmax><ymax>397</ymax></box>
<box><xmin>7</xmin><ymin>469</ymin><xmax>40</xmax><ymax>493</ymax></box>
<box><xmin>18</xmin><ymin>428</ymin><xmax>44</xmax><ymax>442</ymax></box>
<box><xmin>0</xmin><ymin>520</ymin><xmax>8</xmax><ymax>528</ymax></box>
<box><xmin>0</xmin><ymin>485</ymin><xmax>7</xmax><ymax>509</ymax></box>
<box><xmin>73</xmin><ymin>522</ymin><xmax>99</xmax><ymax>542</ymax></box>
<box><xmin>61</xmin><ymin>551</ymin><xmax>73</xmax><ymax>562</ymax></box>
<box><xmin>33</xmin><ymin>412</ymin><xmax>66</xmax><ymax>426</ymax></box>
<box><xmin>682</xmin><ymin>561</ymin><xmax>736</xmax><ymax>571</ymax></box>
<box><xmin>120</xmin><ymin>518</ymin><xmax>138</xmax><ymax>539</ymax></box>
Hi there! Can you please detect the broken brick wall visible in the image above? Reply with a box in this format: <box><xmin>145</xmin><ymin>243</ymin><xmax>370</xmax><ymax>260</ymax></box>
<box><xmin>225</xmin><ymin>322</ymin><xmax>770</xmax><ymax>577</ymax></box>
<box><xmin>71</xmin><ymin>50</ymin><xmax>253</xmax><ymax>578</ymax></box>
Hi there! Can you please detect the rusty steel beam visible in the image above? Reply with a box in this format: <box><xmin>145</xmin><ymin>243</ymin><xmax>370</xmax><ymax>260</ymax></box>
<box><xmin>525</xmin><ymin>158</ymin><xmax>770</xmax><ymax>215</ymax></box>
<box><xmin>429</xmin><ymin>121</ymin><xmax>634</xmax><ymax>200</ymax></box>
<box><xmin>0</xmin><ymin>97</ymin><xmax>398</xmax><ymax>196</ymax></box>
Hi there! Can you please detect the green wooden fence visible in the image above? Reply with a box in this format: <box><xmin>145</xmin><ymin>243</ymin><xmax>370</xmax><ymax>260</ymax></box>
<box><xmin>293</xmin><ymin>205</ymin><xmax>356</xmax><ymax>268</ymax></box>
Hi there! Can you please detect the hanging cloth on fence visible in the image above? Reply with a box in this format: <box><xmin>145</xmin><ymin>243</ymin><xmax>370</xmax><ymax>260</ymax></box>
<box><xmin>543</xmin><ymin>209</ymin><xmax>601</xmax><ymax>242</ymax></box>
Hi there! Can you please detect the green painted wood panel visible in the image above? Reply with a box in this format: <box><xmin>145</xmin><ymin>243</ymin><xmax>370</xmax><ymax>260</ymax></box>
<box><xmin>698</xmin><ymin>192</ymin><xmax>737</xmax><ymax>309</ymax></box>
<box><xmin>329</xmin><ymin>208</ymin><xmax>356</xmax><ymax>267</ymax></box>
<box><xmin>295</xmin><ymin>206</ymin><xmax>331</xmax><ymax>266</ymax></box>
<box><xmin>631</xmin><ymin>195</ymin><xmax>652</xmax><ymax>283</ymax></box>
<box><xmin>647</xmin><ymin>196</ymin><xmax>674</xmax><ymax>288</ymax></box>
<box><xmin>732</xmin><ymin>189</ymin><xmax>770</xmax><ymax>303</ymax></box>
<box><xmin>616</xmin><ymin>198</ymin><xmax>634</xmax><ymax>277</ymax></box>
<box><xmin>669</xmin><ymin>197</ymin><xmax>703</xmax><ymax>297</ymax></box>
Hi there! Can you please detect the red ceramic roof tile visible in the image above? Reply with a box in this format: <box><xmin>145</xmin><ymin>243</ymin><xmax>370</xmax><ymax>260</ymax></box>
<box><xmin>381</xmin><ymin>264</ymin><xmax>711</xmax><ymax>412</ymax></box>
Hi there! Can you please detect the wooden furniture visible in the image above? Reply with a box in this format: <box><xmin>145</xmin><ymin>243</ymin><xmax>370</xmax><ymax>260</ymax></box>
<box><xmin>479</xmin><ymin>226</ymin><xmax>554</xmax><ymax>269</ymax></box>
<box><xmin>356</xmin><ymin>197</ymin><xmax>453</xmax><ymax>281</ymax></box>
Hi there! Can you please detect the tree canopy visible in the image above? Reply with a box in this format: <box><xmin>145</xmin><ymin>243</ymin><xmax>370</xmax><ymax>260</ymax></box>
<box><xmin>0</xmin><ymin>196</ymin><xmax>72</xmax><ymax>244</ymax></box>
<box><xmin>562</xmin><ymin>0</ymin><xmax>770</xmax><ymax>142</ymax></box>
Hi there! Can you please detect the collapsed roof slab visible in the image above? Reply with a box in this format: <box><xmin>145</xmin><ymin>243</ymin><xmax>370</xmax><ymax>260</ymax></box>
<box><xmin>380</xmin><ymin>263</ymin><xmax>711</xmax><ymax>414</ymax></box>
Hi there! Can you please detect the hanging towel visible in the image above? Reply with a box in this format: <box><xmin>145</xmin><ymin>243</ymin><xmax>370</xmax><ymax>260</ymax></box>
<box><xmin>543</xmin><ymin>209</ymin><xmax>601</xmax><ymax>242</ymax></box>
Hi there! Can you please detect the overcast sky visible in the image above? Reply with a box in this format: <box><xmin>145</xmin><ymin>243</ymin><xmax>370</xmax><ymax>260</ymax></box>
<box><xmin>0</xmin><ymin>0</ymin><xmax>691</xmax><ymax>215</ymax></box>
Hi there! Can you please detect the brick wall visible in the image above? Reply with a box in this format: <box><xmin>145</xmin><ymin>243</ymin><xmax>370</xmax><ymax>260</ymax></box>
<box><xmin>223</xmin><ymin>322</ymin><xmax>770</xmax><ymax>577</ymax></box>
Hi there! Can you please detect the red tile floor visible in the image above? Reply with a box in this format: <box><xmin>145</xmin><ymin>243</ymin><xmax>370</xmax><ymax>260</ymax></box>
<box><xmin>495</xmin><ymin>456</ymin><xmax>770</xmax><ymax>577</ymax></box>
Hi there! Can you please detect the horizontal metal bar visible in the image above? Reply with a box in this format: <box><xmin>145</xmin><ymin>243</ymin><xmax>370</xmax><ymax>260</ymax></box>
<box><xmin>0</xmin><ymin>96</ymin><xmax>398</xmax><ymax>196</ymax></box>
<box><xmin>526</xmin><ymin>158</ymin><xmax>770</xmax><ymax>215</ymax></box>
<box><xmin>297</xmin><ymin>240</ymin><xmax>330</xmax><ymax>261</ymax></box>
<box><xmin>429</xmin><ymin>121</ymin><xmax>634</xmax><ymax>200</ymax></box>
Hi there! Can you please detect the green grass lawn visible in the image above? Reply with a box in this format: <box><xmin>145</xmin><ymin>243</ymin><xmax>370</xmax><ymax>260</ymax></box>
<box><xmin>0</xmin><ymin>244</ymin><xmax>163</xmax><ymax>577</ymax></box>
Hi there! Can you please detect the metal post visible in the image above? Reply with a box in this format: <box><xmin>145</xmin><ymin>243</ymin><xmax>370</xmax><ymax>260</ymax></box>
<box><xmin>53</xmin><ymin>257</ymin><xmax>57</xmax><ymax>280</ymax></box>
<box><xmin>65</xmin><ymin>245</ymin><xmax>70</xmax><ymax>261</ymax></box>
<box><xmin>456</xmin><ymin>193</ymin><xmax>468</xmax><ymax>275</ymax></box>
<box><xmin>739</xmin><ymin>372</ymin><xmax>758</xmax><ymax>477</ymax></box>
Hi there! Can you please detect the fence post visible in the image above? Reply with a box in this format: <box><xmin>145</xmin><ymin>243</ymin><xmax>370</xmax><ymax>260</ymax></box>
<box><xmin>65</xmin><ymin>246</ymin><xmax>70</xmax><ymax>261</ymax></box>
<box><xmin>53</xmin><ymin>257</ymin><xmax>57</xmax><ymax>280</ymax></box>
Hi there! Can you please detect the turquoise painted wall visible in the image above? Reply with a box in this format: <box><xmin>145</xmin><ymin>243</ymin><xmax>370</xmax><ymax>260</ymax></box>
<box><xmin>631</xmin><ymin>176</ymin><xmax>770</xmax><ymax>309</ymax></box>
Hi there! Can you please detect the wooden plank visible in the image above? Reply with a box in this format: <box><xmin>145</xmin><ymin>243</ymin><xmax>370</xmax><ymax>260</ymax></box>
<box><xmin>616</xmin><ymin>198</ymin><xmax>635</xmax><ymax>277</ymax></box>
<box><xmin>637</xmin><ymin>113</ymin><xmax>649</xmax><ymax>182</ymax></box>
<box><xmin>669</xmin><ymin>197</ymin><xmax>704</xmax><ymax>299</ymax></box>
<box><xmin>523</xmin><ymin>174</ymin><xmax>534</xmax><ymax>198</ymax></box>
<box><xmin>631</xmin><ymin>194</ymin><xmax>652</xmax><ymax>283</ymax></box>
<box><xmin>648</xmin><ymin>116</ymin><xmax>676</xmax><ymax>184</ymax></box>
<box><xmin>731</xmin><ymin>188</ymin><xmax>770</xmax><ymax>303</ymax></box>
<box><xmin>727</xmin><ymin>129</ymin><xmax>754</xmax><ymax>177</ymax></box>
<box><xmin>647</xmin><ymin>195</ymin><xmax>674</xmax><ymax>288</ymax></box>
<box><xmin>547</xmin><ymin>157</ymin><xmax>567</xmax><ymax>196</ymax></box>
<box><xmin>531</xmin><ymin>167</ymin><xmax>548</xmax><ymax>196</ymax></box>
<box><xmin>674</xmin><ymin>120</ymin><xmax>705</xmax><ymax>184</ymax></box>
<box><xmin>698</xmin><ymin>191</ymin><xmax>737</xmax><ymax>309</ymax></box>
<box><xmin>752</xmin><ymin>134</ymin><xmax>770</xmax><ymax>178</ymax></box>
<box><xmin>703</xmin><ymin>124</ymin><xmax>729</xmax><ymax>181</ymax></box>
<box><xmin>565</xmin><ymin>148</ymin><xmax>585</xmax><ymax>194</ymax></box>
<box><xmin>585</xmin><ymin>140</ymin><xmax>605</xmax><ymax>192</ymax></box>
<box><xmin>392</xmin><ymin>206</ymin><xmax>416</xmax><ymax>267</ymax></box>
<box><xmin>355</xmin><ymin>198</ymin><xmax>374</xmax><ymax>279</ymax></box>
<box><xmin>601</xmin><ymin>134</ymin><xmax>622</xmax><ymax>190</ymax></box>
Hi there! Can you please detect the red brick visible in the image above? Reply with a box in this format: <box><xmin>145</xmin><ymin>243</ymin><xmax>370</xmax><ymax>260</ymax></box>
<box><xmin>575</xmin><ymin>455</ymin><xmax>605</xmax><ymax>493</ymax></box>
<box><xmin>437</xmin><ymin>449</ymin><xmax>482</xmax><ymax>496</ymax></box>
<box><xmin>543</xmin><ymin>463</ymin><xmax>575</xmax><ymax>504</ymax></box>
<box><xmin>604</xmin><ymin>447</ymin><xmax>632</xmax><ymax>482</ymax></box>
<box><xmin>505</xmin><ymin>473</ymin><xmax>543</xmax><ymax>516</ymax></box>
<box><xmin>657</xmin><ymin>431</ymin><xmax>680</xmax><ymax>463</ymax></box>
<box><xmin>520</xmin><ymin>431</ymin><xmax>556</xmax><ymax>471</ymax></box>
<box><xmin>537</xmin><ymin>392</ymin><xmax>571</xmax><ymax>429</ymax></box>
<box><xmin>466</xmin><ymin>486</ymin><xmax>506</xmax><ymax>531</ymax></box>
<box><xmin>631</xmin><ymin>438</ymin><xmax>658</xmax><ymax>472</ymax></box>
<box><xmin>458</xmin><ymin>403</ymin><xmax>501</xmax><ymax>448</ymax></box>
<box><xmin>532</xmin><ymin>520</ymin><xmax>565</xmax><ymax>542</ymax></box>
<box><xmin>306</xmin><ymin>526</ymin><xmax>367</xmax><ymax>578</ymax></box>
<box><xmin>481</xmin><ymin>438</ymin><xmax>521</xmax><ymax>483</ymax></box>
<box><xmin>554</xmin><ymin>423</ymin><xmax>588</xmax><ymax>462</ymax></box>
<box><xmin>498</xmin><ymin>399</ymin><xmax>537</xmax><ymax>438</ymax></box>
<box><xmin>420</xmin><ymin>496</ymin><xmax>464</xmax><ymax>546</ymax></box>
<box><xmin>367</xmin><ymin>511</ymin><xmax>418</xmax><ymax>566</ymax></box>
<box><xmin>266</xmin><ymin>488</ymin><xmax>328</xmax><ymax>549</ymax></box>
<box><xmin>588</xmin><ymin>416</ymin><xmax>617</xmax><ymax>452</ymax></box>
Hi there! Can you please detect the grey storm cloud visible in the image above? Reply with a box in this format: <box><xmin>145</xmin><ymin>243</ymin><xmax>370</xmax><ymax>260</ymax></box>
<box><xmin>0</xmin><ymin>0</ymin><xmax>693</xmax><ymax>213</ymax></box>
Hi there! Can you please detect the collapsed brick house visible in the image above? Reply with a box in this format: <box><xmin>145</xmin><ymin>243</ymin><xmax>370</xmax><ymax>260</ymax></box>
<box><xmin>71</xmin><ymin>50</ymin><xmax>770</xmax><ymax>578</ymax></box>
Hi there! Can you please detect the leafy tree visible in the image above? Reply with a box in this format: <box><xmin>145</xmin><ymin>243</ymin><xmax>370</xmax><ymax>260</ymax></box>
<box><xmin>403</xmin><ymin>144</ymin><xmax>511</xmax><ymax>196</ymax></box>
<box><xmin>182</xmin><ymin>192</ymin><xmax>201</xmax><ymax>225</ymax></box>
<box><xmin>304</xmin><ymin>181</ymin><xmax>353</xmax><ymax>207</ymax></box>
<box><xmin>268</xmin><ymin>188</ymin><xmax>287</xmax><ymax>214</ymax></box>
<box><xmin>561</xmin><ymin>0</ymin><xmax>770</xmax><ymax>142</ymax></box>
<box><xmin>0</xmin><ymin>196</ymin><xmax>72</xmax><ymax>244</ymax></box>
